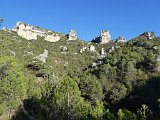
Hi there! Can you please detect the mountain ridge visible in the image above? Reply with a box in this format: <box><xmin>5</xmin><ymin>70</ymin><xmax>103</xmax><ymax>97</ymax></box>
<box><xmin>3</xmin><ymin>21</ymin><xmax>156</xmax><ymax>43</ymax></box>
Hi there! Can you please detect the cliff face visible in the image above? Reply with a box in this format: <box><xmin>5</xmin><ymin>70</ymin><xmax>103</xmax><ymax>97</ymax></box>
<box><xmin>100</xmin><ymin>30</ymin><xmax>111</xmax><ymax>44</ymax></box>
<box><xmin>12</xmin><ymin>21</ymin><xmax>62</xmax><ymax>42</ymax></box>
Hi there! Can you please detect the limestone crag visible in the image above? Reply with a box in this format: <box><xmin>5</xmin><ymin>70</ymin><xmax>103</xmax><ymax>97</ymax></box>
<box><xmin>117</xmin><ymin>36</ymin><xmax>126</xmax><ymax>42</ymax></box>
<box><xmin>12</xmin><ymin>21</ymin><xmax>61</xmax><ymax>42</ymax></box>
<box><xmin>44</xmin><ymin>33</ymin><xmax>60</xmax><ymax>42</ymax></box>
<box><xmin>140</xmin><ymin>32</ymin><xmax>155</xmax><ymax>40</ymax></box>
<box><xmin>68</xmin><ymin>29</ymin><xmax>77</xmax><ymax>40</ymax></box>
<box><xmin>91</xmin><ymin>30</ymin><xmax>111</xmax><ymax>44</ymax></box>
<box><xmin>100</xmin><ymin>30</ymin><xmax>111</xmax><ymax>44</ymax></box>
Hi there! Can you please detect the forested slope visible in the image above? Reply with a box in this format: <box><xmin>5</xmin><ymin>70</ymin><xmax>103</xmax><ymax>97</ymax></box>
<box><xmin>0</xmin><ymin>30</ymin><xmax>160</xmax><ymax>120</ymax></box>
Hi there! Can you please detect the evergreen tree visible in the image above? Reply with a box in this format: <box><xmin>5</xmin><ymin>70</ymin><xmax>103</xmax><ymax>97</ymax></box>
<box><xmin>0</xmin><ymin>56</ymin><xmax>27</xmax><ymax>119</ymax></box>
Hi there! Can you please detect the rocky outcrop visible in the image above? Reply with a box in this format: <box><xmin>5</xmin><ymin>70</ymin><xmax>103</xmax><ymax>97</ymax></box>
<box><xmin>33</xmin><ymin>49</ymin><xmax>48</xmax><ymax>63</ymax></box>
<box><xmin>139</xmin><ymin>32</ymin><xmax>155</xmax><ymax>40</ymax></box>
<box><xmin>12</xmin><ymin>21</ymin><xmax>61</xmax><ymax>42</ymax></box>
<box><xmin>100</xmin><ymin>30</ymin><xmax>111</xmax><ymax>44</ymax></box>
<box><xmin>44</xmin><ymin>33</ymin><xmax>60</xmax><ymax>42</ymax></box>
<box><xmin>117</xmin><ymin>36</ymin><xmax>126</xmax><ymax>42</ymax></box>
<box><xmin>68</xmin><ymin>29</ymin><xmax>77</xmax><ymax>40</ymax></box>
<box><xmin>89</xmin><ymin>45</ymin><xmax>96</xmax><ymax>52</ymax></box>
<box><xmin>100</xmin><ymin>48</ymin><xmax>105</xmax><ymax>58</ymax></box>
<box><xmin>101</xmin><ymin>48</ymin><xmax>105</xmax><ymax>55</ymax></box>
<box><xmin>92</xmin><ymin>30</ymin><xmax>111</xmax><ymax>44</ymax></box>
<box><xmin>80</xmin><ymin>45</ymin><xmax>96</xmax><ymax>53</ymax></box>
<box><xmin>60</xmin><ymin>46</ymin><xmax>68</xmax><ymax>52</ymax></box>
<box><xmin>108</xmin><ymin>46</ymin><xmax>115</xmax><ymax>52</ymax></box>
<box><xmin>80</xmin><ymin>46</ymin><xmax>89</xmax><ymax>53</ymax></box>
<box><xmin>153</xmin><ymin>46</ymin><xmax>160</xmax><ymax>50</ymax></box>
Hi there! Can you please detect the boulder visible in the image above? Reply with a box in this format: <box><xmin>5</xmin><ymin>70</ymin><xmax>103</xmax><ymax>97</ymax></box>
<box><xmin>109</xmin><ymin>46</ymin><xmax>115</xmax><ymax>52</ymax></box>
<box><xmin>89</xmin><ymin>45</ymin><xmax>96</xmax><ymax>52</ymax></box>
<box><xmin>62</xmin><ymin>46</ymin><xmax>68</xmax><ymax>51</ymax></box>
<box><xmin>34</xmin><ymin>49</ymin><xmax>48</xmax><ymax>63</ymax></box>
<box><xmin>80</xmin><ymin>46</ymin><xmax>89</xmax><ymax>53</ymax></box>
<box><xmin>101</xmin><ymin>48</ymin><xmax>105</xmax><ymax>55</ymax></box>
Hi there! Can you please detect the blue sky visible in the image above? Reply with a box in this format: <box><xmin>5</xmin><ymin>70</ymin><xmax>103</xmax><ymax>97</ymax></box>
<box><xmin>0</xmin><ymin>0</ymin><xmax>160</xmax><ymax>41</ymax></box>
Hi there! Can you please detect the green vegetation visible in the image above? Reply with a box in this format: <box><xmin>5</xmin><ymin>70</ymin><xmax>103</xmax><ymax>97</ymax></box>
<box><xmin>0</xmin><ymin>29</ymin><xmax>159</xmax><ymax>120</ymax></box>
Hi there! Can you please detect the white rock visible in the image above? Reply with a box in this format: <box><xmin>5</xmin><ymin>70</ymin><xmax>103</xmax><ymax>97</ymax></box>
<box><xmin>100</xmin><ymin>30</ymin><xmax>111</xmax><ymax>44</ymax></box>
<box><xmin>117</xmin><ymin>36</ymin><xmax>126</xmax><ymax>42</ymax></box>
<box><xmin>101</xmin><ymin>48</ymin><xmax>105</xmax><ymax>55</ymax></box>
<box><xmin>68</xmin><ymin>29</ymin><xmax>77</xmax><ymax>40</ymax></box>
<box><xmin>89</xmin><ymin>45</ymin><xmax>96</xmax><ymax>52</ymax></box>
<box><xmin>109</xmin><ymin>46</ymin><xmax>115</xmax><ymax>52</ymax></box>
<box><xmin>44</xmin><ymin>34</ymin><xmax>60</xmax><ymax>42</ymax></box>
<box><xmin>62</xmin><ymin>46</ymin><xmax>68</xmax><ymax>51</ymax></box>
<box><xmin>12</xmin><ymin>21</ymin><xmax>61</xmax><ymax>42</ymax></box>
<box><xmin>34</xmin><ymin>49</ymin><xmax>48</xmax><ymax>63</ymax></box>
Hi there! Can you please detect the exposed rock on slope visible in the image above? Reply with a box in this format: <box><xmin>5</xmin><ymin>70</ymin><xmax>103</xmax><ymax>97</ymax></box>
<box><xmin>100</xmin><ymin>30</ymin><xmax>111</xmax><ymax>44</ymax></box>
<box><xmin>68</xmin><ymin>29</ymin><xmax>77</xmax><ymax>40</ymax></box>
<box><xmin>139</xmin><ymin>32</ymin><xmax>155</xmax><ymax>40</ymax></box>
<box><xmin>92</xmin><ymin>30</ymin><xmax>111</xmax><ymax>44</ymax></box>
<box><xmin>89</xmin><ymin>45</ymin><xmax>96</xmax><ymax>52</ymax></box>
<box><xmin>12</xmin><ymin>21</ymin><xmax>61</xmax><ymax>42</ymax></box>
<box><xmin>117</xmin><ymin>36</ymin><xmax>126</xmax><ymax>42</ymax></box>
<box><xmin>33</xmin><ymin>49</ymin><xmax>48</xmax><ymax>63</ymax></box>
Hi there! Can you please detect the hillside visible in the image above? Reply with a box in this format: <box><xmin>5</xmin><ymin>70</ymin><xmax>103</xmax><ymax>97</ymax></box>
<box><xmin>0</xmin><ymin>22</ymin><xmax>160</xmax><ymax>120</ymax></box>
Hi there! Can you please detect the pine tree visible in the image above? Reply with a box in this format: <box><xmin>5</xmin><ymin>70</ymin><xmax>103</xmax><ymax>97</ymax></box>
<box><xmin>0</xmin><ymin>56</ymin><xmax>27</xmax><ymax>118</ymax></box>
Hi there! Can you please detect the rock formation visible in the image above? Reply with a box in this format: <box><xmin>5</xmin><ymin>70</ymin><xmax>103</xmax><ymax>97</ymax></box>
<box><xmin>80</xmin><ymin>46</ymin><xmax>89</xmax><ymax>53</ymax></box>
<box><xmin>139</xmin><ymin>32</ymin><xmax>155</xmax><ymax>40</ymax></box>
<box><xmin>44</xmin><ymin>33</ymin><xmax>60</xmax><ymax>42</ymax></box>
<box><xmin>89</xmin><ymin>45</ymin><xmax>96</xmax><ymax>52</ymax></box>
<box><xmin>92</xmin><ymin>30</ymin><xmax>111</xmax><ymax>44</ymax></box>
<box><xmin>100</xmin><ymin>30</ymin><xmax>111</xmax><ymax>44</ymax></box>
<box><xmin>34</xmin><ymin>49</ymin><xmax>48</xmax><ymax>63</ymax></box>
<box><xmin>68</xmin><ymin>29</ymin><xmax>77</xmax><ymax>40</ymax></box>
<box><xmin>101</xmin><ymin>48</ymin><xmax>105</xmax><ymax>55</ymax></box>
<box><xmin>108</xmin><ymin>46</ymin><xmax>115</xmax><ymax>52</ymax></box>
<box><xmin>117</xmin><ymin>36</ymin><xmax>126</xmax><ymax>42</ymax></box>
<box><xmin>61</xmin><ymin>46</ymin><xmax>68</xmax><ymax>51</ymax></box>
<box><xmin>12</xmin><ymin>21</ymin><xmax>61</xmax><ymax>42</ymax></box>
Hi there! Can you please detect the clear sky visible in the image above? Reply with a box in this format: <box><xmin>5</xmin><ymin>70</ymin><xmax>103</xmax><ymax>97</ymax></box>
<box><xmin>0</xmin><ymin>0</ymin><xmax>160</xmax><ymax>41</ymax></box>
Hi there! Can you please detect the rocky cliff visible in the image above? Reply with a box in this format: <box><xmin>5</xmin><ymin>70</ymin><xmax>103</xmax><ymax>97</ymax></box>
<box><xmin>12</xmin><ymin>21</ymin><xmax>62</xmax><ymax>42</ymax></box>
